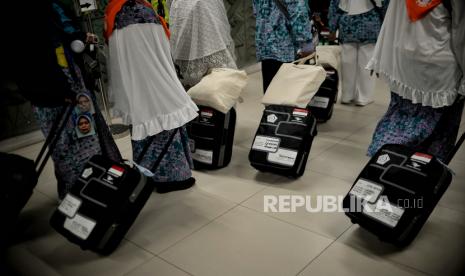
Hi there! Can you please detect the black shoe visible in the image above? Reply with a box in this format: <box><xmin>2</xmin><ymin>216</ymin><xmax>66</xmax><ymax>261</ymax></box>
<box><xmin>155</xmin><ymin>177</ymin><xmax>196</xmax><ymax>194</ymax></box>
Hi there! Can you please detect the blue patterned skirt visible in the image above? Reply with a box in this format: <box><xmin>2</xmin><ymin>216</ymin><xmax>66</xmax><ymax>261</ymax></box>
<box><xmin>368</xmin><ymin>92</ymin><xmax>464</xmax><ymax>161</ymax></box>
<box><xmin>132</xmin><ymin>127</ymin><xmax>193</xmax><ymax>182</ymax></box>
<box><xmin>33</xmin><ymin>60</ymin><xmax>121</xmax><ymax>199</ymax></box>
<box><xmin>34</xmin><ymin>102</ymin><xmax>120</xmax><ymax>199</ymax></box>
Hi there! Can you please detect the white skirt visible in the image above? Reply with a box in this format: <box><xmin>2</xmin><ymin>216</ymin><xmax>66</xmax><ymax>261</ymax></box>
<box><xmin>108</xmin><ymin>23</ymin><xmax>198</xmax><ymax>140</ymax></box>
<box><xmin>366</xmin><ymin>1</ymin><xmax>460</xmax><ymax>108</ymax></box>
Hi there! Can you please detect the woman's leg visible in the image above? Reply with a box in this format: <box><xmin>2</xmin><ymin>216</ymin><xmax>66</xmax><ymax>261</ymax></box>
<box><xmin>261</xmin><ymin>59</ymin><xmax>283</xmax><ymax>94</ymax></box>
<box><xmin>367</xmin><ymin>92</ymin><xmax>445</xmax><ymax>157</ymax></box>
<box><xmin>420</xmin><ymin>99</ymin><xmax>465</xmax><ymax>161</ymax></box>
<box><xmin>33</xmin><ymin>105</ymin><xmax>103</xmax><ymax>199</ymax></box>
<box><xmin>341</xmin><ymin>43</ymin><xmax>358</xmax><ymax>103</ymax></box>
<box><xmin>132</xmin><ymin>127</ymin><xmax>195</xmax><ymax>193</ymax></box>
<box><xmin>355</xmin><ymin>43</ymin><xmax>376</xmax><ymax>106</ymax></box>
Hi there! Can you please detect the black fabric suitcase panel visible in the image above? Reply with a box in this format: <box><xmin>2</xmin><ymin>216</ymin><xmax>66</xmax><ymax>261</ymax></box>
<box><xmin>187</xmin><ymin>106</ymin><xmax>236</xmax><ymax>170</ymax></box>
<box><xmin>343</xmin><ymin>144</ymin><xmax>452</xmax><ymax>246</ymax></box>
<box><xmin>308</xmin><ymin>64</ymin><xmax>339</xmax><ymax>122</ymax></box>
<box><xmin>50</xmin><ymin>155</ymin><xmax>154</xmax><ymax>255</ymax></box>
<box><xmin>0</xmin><ymin>153</ymin><xmax>38</xmax><ymax>247</ymax></box>
<box><xmin>249</xmin><ymin>105</ymin><xmax>317</xmax><ymax>178</ymax></box>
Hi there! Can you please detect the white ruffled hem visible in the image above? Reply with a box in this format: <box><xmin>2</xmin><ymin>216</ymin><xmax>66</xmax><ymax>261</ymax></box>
<box><xmin>366</xmin><ymin>59</ymin><xmax>459</xmax><ymax>108</ymax></box>
<box><xmin>112</xmin><ymin>102</ymin><xmax>199</xmax><ymax>141</ymax></box>
<box><xmin>459</xmin><ymin>78</ymin><xmax>465</xmax><ymax>96</ymax></box>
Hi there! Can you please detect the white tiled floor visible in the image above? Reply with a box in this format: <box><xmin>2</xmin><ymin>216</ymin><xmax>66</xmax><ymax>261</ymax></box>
<box><xmin>3</xmin><ymin>70</ymin><xmax>465</xmax><ymax>276</ymax></box>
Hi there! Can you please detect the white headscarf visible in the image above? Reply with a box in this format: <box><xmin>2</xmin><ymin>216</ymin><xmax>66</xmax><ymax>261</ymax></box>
<box><xmin>169</xmin><ymin>0</ymin><xmax>234</xmax><ymax>61</ymax></box>
<box><xmin>338</xmin><ymin>0</ymin><xmax>382</xmax><ymax>15</ymax></box>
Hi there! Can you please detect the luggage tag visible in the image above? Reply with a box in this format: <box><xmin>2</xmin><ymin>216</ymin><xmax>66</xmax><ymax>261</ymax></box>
<box><xmin>252</xmin><ymin>136</ymin><xmax>281</xmax><ymax>153</ymax></box>
<box><xmin>75</xmin><ymin>93</ymin><xmax>96</xmax><ymax>115</ymax></box>
<box><xmin>349</xmin><ymin>179</ymin><xmax>384</xmax><ymax>204</ymax></box>
<box><xmin>58</xmin><ymin>193</ymin><xmax>83</xmax><ymax>218</ymax></box>
<box><xmin>75</xmin><ymin>113</ymin><xmax>97</xmax><ymax>139</ymax></box>
<box><xmin>64</xmin><ymin>213</ymin><xmax>97</xmax><ymax>240</ymax></box>
<box><xmin>362</xmin><ymin>196</ymin><xmax>405</xmax><ymax>228</ymax></box>
<box><xmin>309</xmin><ymin>96</ymin><xmax>330</xmax><ymax>109</ymax></box>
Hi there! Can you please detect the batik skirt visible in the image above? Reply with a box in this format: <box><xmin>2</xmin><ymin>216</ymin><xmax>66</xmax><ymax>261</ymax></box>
<box><xmin>368</xmin><ymin>92</ymin><xmax>464</xmax><ymax>161</ymax></box>
<box><xmin>33</xmin><ymin>64</ymin><xmax>121</xmax><ymax>199</ymax></box>
<box><xmin>132</xmin><ymin>127</ymin><xmax>193</xmax><ymax>182</ymax></box>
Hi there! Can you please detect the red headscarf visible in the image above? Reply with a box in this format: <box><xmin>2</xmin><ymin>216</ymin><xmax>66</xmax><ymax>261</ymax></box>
<box><xmin>405</xmin><ymin>0</ymin><xmax>443</xmax><ymax>22</ymax></box>
<box><xmin>104</xmin><ymin>0</ymin><xmax>170</xmax><ymax>41</ymax></box>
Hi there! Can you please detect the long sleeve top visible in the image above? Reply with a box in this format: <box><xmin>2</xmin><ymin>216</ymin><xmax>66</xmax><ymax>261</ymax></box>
<box><xmin>328</xmin><ymin>0</ymin><xmax>389</xmax><ymax>44</ymax></box>
<box><xmin>253</xmin><ymin>0</ymin><xmax>313</xmax><ymax>62</ymax></box>
<box><xmin>366</xmin><ymin>0</ymin><xmax>465</xmax><ymax>108</ymax></box>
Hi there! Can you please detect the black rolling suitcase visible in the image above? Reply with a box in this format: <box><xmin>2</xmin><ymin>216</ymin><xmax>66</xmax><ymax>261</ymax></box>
<box><xmin>308</xmin><ymin>63</ymin><xmax>339</xmax><ymax>122</ymax></box>
<box><xmin>249</xmin><ymin>105</ymin><xmax>317</xmax><ymax>178</ymax></box>
<box><xmin>50</xmin><ymin>128</ymin><xmax>179</xmax><ymax>255</ymax></box>
<box><xmin>0</xmin><ymin>104</ymin><xmax>73</xmax><ymax>249</ymax></box>
<box><xmin>187</xmin><ymin>106</ymin><xmax>236</xmax><ymax>170</ymax></box>
<box><xmin>343</xmin><ymin>129</ymin><xmax>465</xmax><ymax>246</ymax></box>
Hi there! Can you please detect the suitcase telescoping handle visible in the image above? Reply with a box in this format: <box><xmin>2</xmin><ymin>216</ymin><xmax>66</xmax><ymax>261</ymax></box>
<box><xmin>445</xmin><ymin>131</ymin><xmax>465</xmax><ymax>165</ymax></box>
<box><xmin>34</xmin><ymin>103</ymin><xmax>75</xmax><ymax>177</ymax></box>
<box><xmin>444</xmin><ymin>95</ymin><xmax>465</xmax><ymax>165</ymax></box>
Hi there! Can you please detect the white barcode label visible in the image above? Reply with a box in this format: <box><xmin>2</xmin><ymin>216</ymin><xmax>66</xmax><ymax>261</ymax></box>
<box><xmin>349</xmin><ymin>179</ymin><xmax>383</xmax><ymax>203</ymax></box>
<box><xmin>58</xmin><ymin>194</ymin><xmax>82</xmax><ymax>218</ymax></box>
<box><xmin>64</xmin><ymin>213</ymin><xmax>96</xmax><ymax>240</ymax></box>
<box><xmin>252</xmin><ymin>136</ymin><xmax>280</xmax><ymax>153</ymax></box>
<box><xmin>267</xmin><ymin>148</ymin><xmax>298</xmax><ymax>167</ymax></box>
<box><xmin>192</xmin><ymin>149</ymin><xmax>213</xmax><ymax>164</ymax></box>
<box><xmin>363</xmin><ymin>197</ymin><xmax>405</xmax><ymax>228</ymax></box>
<box><xmin>309</xmin><ymin>96</ymin><xmax>330</xmax><ymax>109</ymax></box>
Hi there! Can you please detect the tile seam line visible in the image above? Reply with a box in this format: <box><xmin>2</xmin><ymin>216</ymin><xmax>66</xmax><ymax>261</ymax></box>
<box><xmin>294</xmin><ymin>221</ymin><xmax>354</xmax><ymax>276</ymax></box>
<box><xmin>239</xmin><ymin>204</ymin><xmax>339</xmax><ymax>241</ymax></box>
<box><xmin>156</xmin><ymin>203</ymin><xmax>240</xmax><ymax>255</ymax></box>
<box><xmin>122</xmin><ymin>254</ymin><xmax>195</xmax><ymax>276</ymax></box>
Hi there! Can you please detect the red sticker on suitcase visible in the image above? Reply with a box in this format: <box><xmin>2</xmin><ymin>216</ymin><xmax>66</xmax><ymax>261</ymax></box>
<box><xmin>292</xmin><ymin>108</ymin><xmax>308</xmax><ymax>117</ymax></box>
<box><xmin>108</xmin><ymin>165</ymin><xmax>124</xmax><ymax>178</ymax></box>
<box><xmin>411</xmin><ymin>153</ymin><xmax>432</xmax><ymax>164</ymax></box>
<box><xmin>200</xmin><ymin>109</ymin><xmax>214</xmax><ymax>118</ymax></box>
